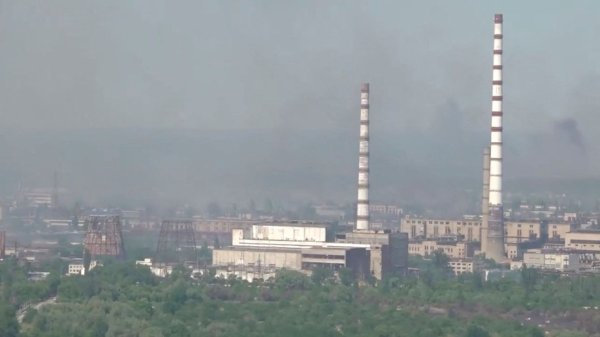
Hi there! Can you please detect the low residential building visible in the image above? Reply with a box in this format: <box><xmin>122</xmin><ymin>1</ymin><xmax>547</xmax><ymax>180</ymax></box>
<box><xmin>448</xmin><ymin>258</ymin><xmax>482</xmax><ymax>275</ymax></box>
<box><xmin>135</xmin><ymin>258</ymin><xmax>153</xmax><ymax>267</ymax></box>
<box><xmin>28</xmin><ymin>272</ymin><xmax>50</xmax><ymax>281</ymax></box>
<box><xmin>67</xmin><ymin>264</ymin><xmax>84</xmax><ymax>275</ymax></box>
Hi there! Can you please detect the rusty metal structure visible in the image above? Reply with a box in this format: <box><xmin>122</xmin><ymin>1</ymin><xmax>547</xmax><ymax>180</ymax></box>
<box><xmin>0</xmin><ymin>231</ymin><xmax>5</xmax><ymax>259</ymax></box>
<box><xmin>155</xmin><ymin>219</ymin><xmax>197</xmax><ymax>266</ymax></box>
<box><xmin>83</xmin><ymin>215</ymin><xmax>126</xmax><ymax>260</ymax></box>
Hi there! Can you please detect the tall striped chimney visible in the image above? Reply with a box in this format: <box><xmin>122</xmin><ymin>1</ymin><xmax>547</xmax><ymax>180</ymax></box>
<box><xmin>481</xmin><ymin>147</ymin><xmax>490</xmax><ymax>253</ymax></box>
<box><xmin>356</xmin><ymin>83</ymin><xmax>370</xmax><ymax>231</ymax></box>
<box><xmin>486</xmin><ymin>14</ymin><xmax>505</xmax><ymax>261</ymax></box>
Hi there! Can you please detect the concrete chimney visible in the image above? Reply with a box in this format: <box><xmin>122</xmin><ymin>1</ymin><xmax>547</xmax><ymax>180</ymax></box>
<box><xmin>486</xmin><ymin>14</ymin><xmax>506</xmax><ymax>261</ymax></box>
<box><xmin>356</xmin><ymin>83</ymin><xmax>370</xmax><ymax>231</ymax></box>
<box><xmin>481</xmin><ymin>147</ymin><xmax>490</xmax><ymax>253</ymax></box>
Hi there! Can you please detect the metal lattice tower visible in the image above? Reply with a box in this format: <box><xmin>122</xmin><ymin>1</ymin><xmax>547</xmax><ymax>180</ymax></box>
<box><xmin>83</xmin><ymin>215</ymin><xmax>126</xmax><ymax>260</ymax></box>
<box><xmin>155</xmin><ymin>219</ymin><xmax>197</xmax><ymax>266</ymax></box>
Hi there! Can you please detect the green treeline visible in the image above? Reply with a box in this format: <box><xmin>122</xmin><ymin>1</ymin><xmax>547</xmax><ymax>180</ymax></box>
<box><xmin>0</xmin><ymin>256</ymin><xmax>598</xmax><ymax>337</ymax></box>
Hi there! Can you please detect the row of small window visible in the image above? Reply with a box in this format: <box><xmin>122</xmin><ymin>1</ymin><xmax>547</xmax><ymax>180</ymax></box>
<box><xmin>514</xmin><ymin>224</ymin><xmax>536</xmax><ymax>228</ymax></box>
<box><xmin>406</xmin><ymin>220</ymin><xmax>481</xmax><ymax>226</ymax></box>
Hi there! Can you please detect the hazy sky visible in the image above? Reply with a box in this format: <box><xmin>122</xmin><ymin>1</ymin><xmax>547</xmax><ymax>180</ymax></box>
<box><xmin>1</xmin><ymin>1</ymin><xmax>598</xmax><ymax>131</ymax></box>
<box><xmin>0</xmin><ymin>1</ymin><xmax>598</xmax><ymax>209</ymax></box>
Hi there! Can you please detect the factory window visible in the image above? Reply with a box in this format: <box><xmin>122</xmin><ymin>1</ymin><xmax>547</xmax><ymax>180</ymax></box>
<box><xmin>302</xmin><ymin>254</ymin><xmax>344</xmax><ymax>260</ymax></box>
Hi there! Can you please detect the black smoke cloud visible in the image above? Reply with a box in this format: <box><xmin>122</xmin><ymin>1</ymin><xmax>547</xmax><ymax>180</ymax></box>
<box><xmin>553</xmin><ymin>118</ymin><xmax>586</xmax><ymax>155</ymax></box>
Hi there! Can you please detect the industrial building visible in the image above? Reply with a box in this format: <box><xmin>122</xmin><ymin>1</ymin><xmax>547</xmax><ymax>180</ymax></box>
<box><xmin>401</xmin><ymin>217</ymin><xmax>483</xmax><ymax>242</ymax></box>
<box><xmin>547</xmin><ymin>223</ymin><xmax>574</xmax><ymax>243</ymax></box>
<box><xmin>448</xmin><ymin>258</ymin><xmax>483</xmax><ymax>276</ymax></box>
<box><xmin>401</xmin><ymin>216</ymin><xmax>543</xmax><ymax>246</ymax></box>
<box><xmin>211</xmin><ymin>84</ymin><xmax>409</xmax><ymax>282</ymax></box>
<box><xmin>522</xmin><ymin>250</ymin><xmax>581</xmax><ymax>272</ymax></box>
<box><xmin>212</xmin><ymin>223</ymin><xmax>372</xmax><ymax>280</ymax></box>
<box><xmin>193</xmin><ymin>218</ymin><xmax>261</xmax><ymax>247</ymax></box>
<box><xmin>565</xmin><ymin>231</ymin><xmax>600</xmax><ymax>252</ymax></box>
<box><xmin>408</xmin><ymin>239</ymin><xmax>475</xmax><ymax>259</ymax></box>
<box><xmin>213</xmin><ymin>245</ymin><xmax>369</xmax><ymax>281</ymax></box>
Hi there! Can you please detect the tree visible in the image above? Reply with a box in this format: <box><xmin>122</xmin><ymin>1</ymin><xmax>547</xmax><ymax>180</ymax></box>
<box><xmin>311</xmin><ymin>267</ymin><xmax>333</xmax><ymax>285</ymax></box>
<box><xmin>338</xmin><ymin>268</ymin><xmax>354</xmax><ymax>287</ymax></box>
<box><xmin>0</xmin><ymin>303</ymin><xmax>19</xmax><ymax>337</ymax></box>
<box><xmin>432</xmin><ymin>250</ymin><xmax>450</xmax><ymax>269</ymax></box>
<box><xmin>465</xmin><ymin>324</ymin><xmax>490</xmax><ymax>337</ymax></box>
<box><xmin>521</xmin><ymin>265</ymin><xmax>540</xmax><ymax>294</ymax></box>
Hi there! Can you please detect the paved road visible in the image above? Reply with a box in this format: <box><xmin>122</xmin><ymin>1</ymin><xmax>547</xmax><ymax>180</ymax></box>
<box><xmin>17</xmin><ymin>297</ymin><xmax>57</xmax><ymax>324</ymax></box>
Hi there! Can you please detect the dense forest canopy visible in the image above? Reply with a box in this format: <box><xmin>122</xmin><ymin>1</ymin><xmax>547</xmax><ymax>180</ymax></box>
<box><xmin>1</xmin><ymin>256</ymin><xmax>599</xmax><ymax>337</ymax></box>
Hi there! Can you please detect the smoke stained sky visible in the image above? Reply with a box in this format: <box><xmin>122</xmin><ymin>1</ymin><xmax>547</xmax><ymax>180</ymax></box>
<box><xmin>0</xmin><ymin>1</ymin><xmax>598</xmax><ymax>209</ymax></box>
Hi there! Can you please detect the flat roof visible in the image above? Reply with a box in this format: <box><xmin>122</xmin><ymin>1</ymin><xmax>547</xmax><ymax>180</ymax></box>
<box><xmin>570</xmin><ymin>230</ymin><xmax>600</xmax><ymax>234</ymax></box>
<box><xmin>215</xmin><ymin>246</ymin><xmax>300</xmax><ymax>254</ymax></box>
<box><xmin>235</xmin><ymin>238</ymin><xmax>370</xmax><ymax>250</ymax></box>
<box><xmin>253</xmin><ymin>222</ymin><xmax>333</xmax><ymax>228</ymax></box>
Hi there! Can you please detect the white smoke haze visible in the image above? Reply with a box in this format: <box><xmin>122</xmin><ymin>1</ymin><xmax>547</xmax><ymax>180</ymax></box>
<box><xmin>0</xmin><ymin>1</ymin><xmax>598</xmax><ymax>212</ymax></box>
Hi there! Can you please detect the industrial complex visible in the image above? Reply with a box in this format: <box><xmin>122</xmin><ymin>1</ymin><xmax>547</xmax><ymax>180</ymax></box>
<box><xmin>2</xmin><ymin>13</ymin><xmax>600</xmax><ymax>284</ymax></box>
<box><xmin>210</xmin><ymin>83</ymin><xmax>408</xmax><ymax>281</ymax></box>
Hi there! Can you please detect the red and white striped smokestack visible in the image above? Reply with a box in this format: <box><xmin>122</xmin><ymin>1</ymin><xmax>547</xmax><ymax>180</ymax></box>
<box><xmin>486</xmin><ymin>14</ymin><xmax>506</xmax><ymax>261</ymax></box>
<box><xmin>356</xmin><ymin>83</ymin><xmax>370</xmax><ymax>231</ymax></box>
